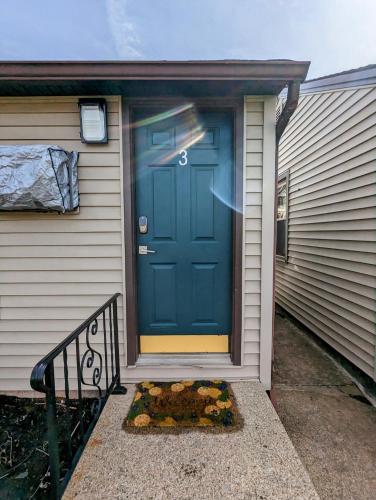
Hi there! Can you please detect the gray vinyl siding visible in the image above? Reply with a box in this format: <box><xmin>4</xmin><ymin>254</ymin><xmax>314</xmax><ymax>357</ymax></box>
<box><xmin>276</xmin><ymin>85</ymin><xmax>376</xmax><ymax>380</ymax></box>
<box><xmin>0</xmin><ymin>96</ymin><xmax>124</xmax><ymax>391</ymax></box>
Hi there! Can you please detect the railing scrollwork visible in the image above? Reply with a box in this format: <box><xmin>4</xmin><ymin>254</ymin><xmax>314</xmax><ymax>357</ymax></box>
<box><xmin>30</xmin><ymin>293</ymin><xmax>127</xmax><ymax>499</ymax></box>
<box><xmin>80</xmin><ymin>318</ymin><xmax>104</xmax><ymax>415</ymax></box>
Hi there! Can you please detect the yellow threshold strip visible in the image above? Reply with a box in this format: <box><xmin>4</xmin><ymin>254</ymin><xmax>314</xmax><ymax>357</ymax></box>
<box><xmin>140</xmin><ymin>335</ymin><xmax>229</xmax><ymax>353</ymax></box>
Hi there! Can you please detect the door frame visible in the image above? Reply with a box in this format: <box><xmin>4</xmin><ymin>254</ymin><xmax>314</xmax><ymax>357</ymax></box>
<box><xmin>122</xmin><ymin>97</ymin><xmax>243</xmax><ymax>366</ymax></box>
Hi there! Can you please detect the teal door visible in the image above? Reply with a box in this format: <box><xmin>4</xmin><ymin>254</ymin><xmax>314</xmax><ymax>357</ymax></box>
<box><xmin>135</xmin><ymin>106</ymin><xmax>233</xmax><ymax>340</ymax></box>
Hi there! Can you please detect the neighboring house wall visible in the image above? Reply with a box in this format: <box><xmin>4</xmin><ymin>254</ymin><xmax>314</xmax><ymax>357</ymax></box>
<box><xmin>0</xmin><ymin>95</ymin><xmax>275</xmax><ymax>390</ymax></box>
<box><xmin>0</xmin><ymin>96</ymin><xmax>124</xmax><ymax>390</ymax></box>
<box><xmin>276</xmin><ymin>85</ymin><xmax>376</xmax><ymax>380</ymax></box>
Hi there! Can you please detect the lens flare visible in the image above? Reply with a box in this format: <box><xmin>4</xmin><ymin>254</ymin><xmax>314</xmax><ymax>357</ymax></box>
<box><xmin>134</xmin><ymin>103</ymin><xmax>243</xmax><ymax>215</ymax></box>
<box><xmin>157</xmin><ymin>126</ymin><xmax>205</xmax><ymax>164</ymax></box>
<box><xmin>133</xmin><ymin>103</ymin><xmax>194</xmax><ymax>129</ymax></box>
<box><xmin>210</xmin><ymin>185</ymin><xmax>243</xmax><ymax>214</ymax></box>
<box><xmin>134</xmin><ymin>103</ymin><xmax>207</xmax><ymax>172</ymax></box>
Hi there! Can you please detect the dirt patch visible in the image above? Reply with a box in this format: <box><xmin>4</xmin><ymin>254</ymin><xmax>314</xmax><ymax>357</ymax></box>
<box><xmin>0</xmin><ymin>395</ymin><xmax>92</xmax><ymax>499</ymax></box>
<box><xmin>87</xmin><ymin>437</ymin><xmax>103</xmax><ymax>448</ymax></box>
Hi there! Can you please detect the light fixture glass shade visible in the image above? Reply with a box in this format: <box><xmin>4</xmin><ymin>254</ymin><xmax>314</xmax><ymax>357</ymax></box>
<box><xmin>79</xmin><ymin>99</ymin><xmax>108</xmax><ymax>143</ymax></box>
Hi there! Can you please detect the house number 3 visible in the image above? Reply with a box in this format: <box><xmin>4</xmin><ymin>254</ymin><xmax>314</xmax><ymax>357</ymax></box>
<box><xmin>178</xmin><ymin>149</ymin><xmax>188</xmax><ymax>166</ymax></box>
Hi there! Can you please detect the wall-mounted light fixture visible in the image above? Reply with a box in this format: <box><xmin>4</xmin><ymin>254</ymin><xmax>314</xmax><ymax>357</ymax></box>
<box><xmin>78</xmin><ymin>98</ymin><xmax>108</xmax><ymax>144</ymax></box>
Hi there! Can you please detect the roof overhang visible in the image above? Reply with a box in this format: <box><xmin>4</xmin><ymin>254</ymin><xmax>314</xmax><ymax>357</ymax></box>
<box><xmin>301</xmin><ymin>64</ymin><xmax>376</xmax><ymax>94</ymax></box>
<box><xmin>0</xmin><ymin>60</ymin><xmax>310</xmax><ymax>97</ymax></box>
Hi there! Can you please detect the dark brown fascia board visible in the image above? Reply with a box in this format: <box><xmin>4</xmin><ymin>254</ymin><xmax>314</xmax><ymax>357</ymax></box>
<box><xmin>0</xmin><ymin>60</ymin><xmax>310</xmax><ymax>82</ymax></box>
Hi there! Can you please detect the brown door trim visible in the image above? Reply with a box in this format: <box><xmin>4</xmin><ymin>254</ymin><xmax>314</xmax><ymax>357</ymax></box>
<box><xmin>122</xmin><ymin>99</ymin><xmax>138</xmax><ymax>364</ymax></box>
<box><xmin>122</xmin><ymin>97</ymin><xmax>243</xmax><ymax>366</ymax></box>
<box><xmin>231</xmin><ymin>99</ymin><xmax>244</xmax><ymax>365</ymax></box>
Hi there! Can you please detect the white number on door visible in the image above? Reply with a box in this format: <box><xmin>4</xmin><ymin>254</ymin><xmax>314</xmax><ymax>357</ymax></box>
<box><xmin>178</xmin><ymin>149</ymin><xmax>188</xmax><ymax>166</ymax></box>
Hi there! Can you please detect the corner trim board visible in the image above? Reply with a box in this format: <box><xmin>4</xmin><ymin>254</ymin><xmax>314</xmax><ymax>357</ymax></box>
<box><xmin>259</xmin><ymin>96</ymin><xmax>277</xmax><ymax>390</ymax></box>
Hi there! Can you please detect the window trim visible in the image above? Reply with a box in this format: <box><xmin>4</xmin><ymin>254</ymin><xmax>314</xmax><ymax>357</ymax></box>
<box><xmin>276</xmin><ymin>170</ymin><xmax>289</xmax><ymax>262</ymax></box>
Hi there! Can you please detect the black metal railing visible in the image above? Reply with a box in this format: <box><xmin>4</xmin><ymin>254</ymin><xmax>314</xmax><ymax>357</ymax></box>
<box><xmin>30</xmin><ymin>293</ymin><xmax>127</xmax><ymax>499</ymax></box>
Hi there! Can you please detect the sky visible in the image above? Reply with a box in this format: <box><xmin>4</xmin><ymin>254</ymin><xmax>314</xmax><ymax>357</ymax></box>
<box><xmin>0</xmin><ymin>0</ymin><xmax>376</xmax><ymax>79</ymax></box>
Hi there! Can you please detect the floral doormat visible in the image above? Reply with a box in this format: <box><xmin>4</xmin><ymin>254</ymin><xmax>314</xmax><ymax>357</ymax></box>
<box><xmin>123</xmin><ymin>380</ymin><xmax>243</xmax><ymax>433</ymax></box>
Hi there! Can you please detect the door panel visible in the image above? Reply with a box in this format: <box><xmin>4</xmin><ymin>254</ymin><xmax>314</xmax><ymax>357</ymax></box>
<box><xmin>191</xmin><ymin>167</ymin><xmax>215</xmax><ymax>240</ymax></box>
<box><xmin>135</xmin><ymin>107</ymin><xmax>233</xmax><ymax>337</ymax></box>
<box><xmin>192</xmin><ymin>263</ymin><xmax>216</xmax><ymax>324</ymax></box>
<box><xmin>152</xmin><ymin>169</ymin><xmax>176</xmax><ymax>240</ymax></box>
<box><xmin>151</xmin><ymin>264</ymin><xmax>177</xmax><ymax>326</ymax></box>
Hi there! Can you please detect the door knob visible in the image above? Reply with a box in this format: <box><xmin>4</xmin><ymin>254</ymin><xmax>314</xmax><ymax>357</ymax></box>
<box><xmin>139</xmin><ymin>245</ymin><xmax>156</xmax><ymax>255</ymax></box>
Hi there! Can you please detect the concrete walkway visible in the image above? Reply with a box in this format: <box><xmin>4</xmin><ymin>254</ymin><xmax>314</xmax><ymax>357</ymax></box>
<box><xmin>64</xmin><ymin>382</ymin><xmax>318</xmax><ymax>500</ymax></box>
<box><xmin>273</xmin><ymin>312</ymin><xmax>376</xmax><ymax>500</ymax></box>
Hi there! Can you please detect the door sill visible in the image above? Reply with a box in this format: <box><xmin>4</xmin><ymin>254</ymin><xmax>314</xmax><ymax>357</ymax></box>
<box><xmin>136</xmin><ymin>353</ymin><xmax>233</xmax><ymax>367</ymax></box>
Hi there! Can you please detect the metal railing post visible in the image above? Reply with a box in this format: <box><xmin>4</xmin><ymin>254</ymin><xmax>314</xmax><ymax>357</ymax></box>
<box><xmin>112</xmin><ymin>298</ymin><xmax>127</xmax><ymax>395</ymax></box>
<box><xmin>45</xmin><ymin>362</ymin><xmax>61</xmax><ymax>498</ymax></box>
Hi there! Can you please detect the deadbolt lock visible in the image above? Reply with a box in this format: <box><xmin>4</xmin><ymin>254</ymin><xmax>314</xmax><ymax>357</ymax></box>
<box><xmin>138</xmin><ymin>216</ymin><xmax>148</xmax><ymax>234</ymax></box>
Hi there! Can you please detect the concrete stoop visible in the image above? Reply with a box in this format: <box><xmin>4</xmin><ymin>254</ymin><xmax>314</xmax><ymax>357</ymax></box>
<box><xmin>64</xmin><ymin>382</ymin><xmax>318</xmax><ymax>500</ymax></box>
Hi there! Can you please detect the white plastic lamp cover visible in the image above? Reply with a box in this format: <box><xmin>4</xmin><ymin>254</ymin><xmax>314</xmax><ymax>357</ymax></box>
<box><xmin>81</xmin><ymin>104</ymin><xmax>106</xmax><ymax>142</ymax></box>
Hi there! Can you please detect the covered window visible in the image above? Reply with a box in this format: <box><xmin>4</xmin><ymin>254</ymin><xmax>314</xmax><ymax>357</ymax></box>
<box><xmin>276</xmin><ymin>171</ymin><xmax>289</xmax><ymax>260</ymax></box>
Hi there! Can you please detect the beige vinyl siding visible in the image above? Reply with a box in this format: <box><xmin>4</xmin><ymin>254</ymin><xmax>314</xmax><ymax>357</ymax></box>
<box><xmin>276</xmin><ymin>85</ymin><xmax>376</xmax><ymax>380</ymax></box>
<box><xmin>0</xmin><ymin>96</ymin><xmax>123</xmax><ymax>391</ymax></box>
<box><xmin>0</xmin><ymin>96</ymin><xmax>270</xmax><ymax>388</ymax></box>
